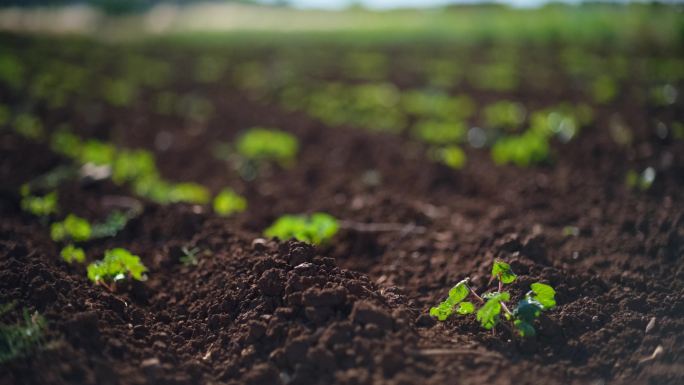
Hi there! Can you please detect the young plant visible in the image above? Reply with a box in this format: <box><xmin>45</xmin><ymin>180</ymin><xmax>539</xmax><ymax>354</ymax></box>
<box><xmin>213</xmin><ymin>188</ymin><xmax>247</xmax><ymax>217</ymax></box>
<box><xmin>429</xmin><ymin>260</ymin><xmax>556</xmax><ymax>337</ymax></box>
<box><xmin>264</xmin><ymin>212</ymin><xmax>339</xmax><ymax>245</ymax></box>
<box><xmin>50</xmin><ymin>214</ymin><xmax>92</xmax><ymax>243</ymax></box>
<box><xmin>491</xmin><ymin>131</ymin><xmax>550</xmax><ymax>167</ymax></box>
<box><xmin>180</xmin><ymin>246</ymin><xmax>201</xmax><ymax>266</ymax></box>
<box><xmin>431</xmin><ymin>145</ymin><xmax>467</xmax><ymax>169</ymax></box>
<box><xmin>235</xmin><ymin>128</ymin><xmax>299</xmax><ymax>167</ymax></box>
<box><xmin>0</xmin><ymin>305</ymin><xmax>46</xmax><ymax>364</ymax></box>
<box><xmin>168</xmin><ymin>183</ymin><xmax>211</xmax><ymax>205</ymax></box>
<box><xmin>90</xmin><ymin>210</ymin><xmax>133</xmax><ymax>239</ymax></box>
<box><xmin>20</xmin><ymin>190</ymin><xmax>58</xmax><ymax>218</ymax></box>
<box><xmin>60</xmin><ymin>244</ymin><xmax>85</xmax><ymax>264</ymax></box>
<box><xmin>87</xmin><ymin>248</ymin><xmax>148</xmax><ymax>289</ymax></box>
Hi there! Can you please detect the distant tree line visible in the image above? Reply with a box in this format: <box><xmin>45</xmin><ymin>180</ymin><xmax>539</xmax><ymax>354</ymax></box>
<box><xmin>0</xmin><ymin>1</ymin><xmax>263</xmax><ymax>14</ymax></box>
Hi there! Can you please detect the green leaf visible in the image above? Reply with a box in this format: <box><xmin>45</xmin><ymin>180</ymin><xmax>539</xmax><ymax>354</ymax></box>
<box><xmin>457</xmin><ymin>301</ymin><xmax>475</xmax><ymax>315</ymax></box>
<box><xmin>447</xmin><ymin>279</ymin><xmax>470</xmax><ymax>304</ymax></box>
<box><xmin>236</xmin><ymin>128</ymin><xmax>299</xmax><ymax>166</ymax></box>
<box><xmin>86</xmin><ymin>248</ymin><xmax>148</xmax><ymax>284</ymax></box>
<box><xmin>60</xmin><ymin>244</ymin><xmax>85</xmax><ymax>264</ymax></box>
<box><xmin>514</xmin><ymin>298</ymin><xmax>543</xmax><ymax>324</ymax></box>
<box><xmin>429</xmin><ymin>303</ymin><xmax>453</xmax><ymax>321</ymax></box>
<box><xmin>482</xmin><ymin>291</ymin><xmax>510</xmax><ymax>302</ymax></box>
<box><xmin>476</xmin><ymin>297</ymin><xmax>502</xmax><ymax>329</ymax></box>
<box><xmin>492</xmin><ymin>260</ymin><xmax>517</xmax><ymax>284</ymax></box>
<box><xmin>50</xmin><ymin>214</ymin><xmax>92</xmax><ymax>242</ymax></box>
<box><xmin>514</xmin><ymin>319</ymin><xmax>536</xmax><ymax>337</ymax></box>
<box><xmin>213</xmin><ymin>188</ymin><xmax>247</xmax><ymax>217</ymax></box>
<box><xmin>264</xmin><ymin>213</ymin><xmax>339</xmax><ymax>245</ymax></box>
<box><xmin>530</xmin><ymin>282</ymin><xmax>556</xmax><ymax>309</ymax></box>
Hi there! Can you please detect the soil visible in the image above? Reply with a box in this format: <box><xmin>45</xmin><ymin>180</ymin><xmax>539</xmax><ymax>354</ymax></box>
<box><xmin>1</xmin><ymin>34</ymin><xmax>684</xmax><ymax>385</ymax></box>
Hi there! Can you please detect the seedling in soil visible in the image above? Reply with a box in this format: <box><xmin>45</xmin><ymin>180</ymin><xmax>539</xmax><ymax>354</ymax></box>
<box><xmin>87</xmin><ymin>248</ymin><xmax>148</xmax><ymax>289</ymax></box>
<box><xmin>235</xmin><ymin>128</ymin><xmax>299</xmax><ymax>167</ymax></box>
<box><xmin>20</xmin><ymin>190</ymin><xmax>58</xmax><ymax>218</ymax></box>
<box><xmin>168</xmin><ymin>183</ymin><xmax>210</xmax><ymax>205</ymax></box>
<box><xmin>90</xmin><ymin>210</ymin><xmax>133</xmax><ymax>239</ymax></box>
<box><xmin>491</xmin><ymin>131</ymin><xmax>550</xmax><ymax>167</ymax></box>
<box><xmin>112</xmin><ymin>149</ymin><xmax>156</xmax><ymax>185</ymax></box>
<box><xmin>79</xmin><ymin>140</ymin><xmax>117</xmax><ymax>166</ymax></box>
<box><xmin>60</xmin><ymin>244</ymin><xmax>85</xmax><ymax>264</ymax></box>
<box><xmin>429</xmin><ymin>260</ymin><xmax>556</xmax><ymax>337</ymax></box>
<box><xmin>430</xmin><ymin>145</ymin><xmax>467</xmax><ymax>169</ymax></box>
<box><xmin>50</xmin><ymin>214</ymin><xmax>92</xmax><ymax>243</ymax></box>
<box><xmin>626</xmin><ymin>167</ymin><xmax>655</xmax><ymax>191</ymax></box>
<box><xmin>0</xmin><ymin>304</ymin><xmax>46</xmax><ymax>364</ymax></box>
<box><xmin>213</xmin><ymin>188</ymin><xmax>247</xmax><ymax>217</ymax></box>
<box><xmin>265</xmin><ymin>212</ymin><xmax>339</xmax><ymax>245</ymax></box>
<box><xmin>180</xmin><ymin>246</ymin><xmax>201</xmax><ymax>266</ymax></box>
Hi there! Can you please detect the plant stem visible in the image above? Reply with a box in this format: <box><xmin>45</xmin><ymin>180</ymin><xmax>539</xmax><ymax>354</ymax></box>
<box><xmin>467</xmin><ymin>285</ymin><xmax>485</xmax><ymax>303</ymax></box>
<box><xmin>500</xmin><ymin>301</ymin><xmax>513</xmax><ymax>317</ymax></box>
<box><xmin>498</xmin><ymin>273</ymin><xmax>503</xmax><ymax>293</ymax></box>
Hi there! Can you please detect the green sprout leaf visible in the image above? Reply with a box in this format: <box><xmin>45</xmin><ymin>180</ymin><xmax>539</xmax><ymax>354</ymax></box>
<box><xmin>236</xmin><ymin>128</ymin><xmax>299</xmax><ymax>167</ymax></box>
<box><xmin>457</xmin><ymin>301</ymin><xmax>475</xmax><ymax>315</ymax></box>
<box><xmin>529</xmin><ymin>282</ymin><xmax>556</xmax><ymax>310</ymax></box>
<box><xmin>213</xmin><ymin>188</ymin><xmax>247</xmax><ymax>217</ymax></box>
<box><xmin>0</xmin><ymin>308</ymin><xmax>46</xmax><ymax>364</ymax></box>
<box><xmin>492</xmin><ymin>260</ymin><xmax>517</xmax><ymax>284</ymax></box>
<box><xmin>60</xmin><ymin>244</ymin><xmax>85</xmax><ymax>264</ymax></box>
<box><xmin>429</xmin><ymin>279</ymin><xmax>471</xmax><ymax>321</ymax></box>
<box><xmin>168</xmin><ymin>183</ymin><xmax>210</xmax><ymax>204</ymax></box>
<box><xmin>50</xmin><ymin>214</ymin><xmax>92</xmax><ymax>243</ymax></box>
<box><xmin>431</xmin><ymin>145</ymin><xmax>467</xmax><ymax>169</ymax></box>
<box><xmin>514</xmin><ymin>297</ymin><xmax>543</xmax><ymax>323</ymax></box>
<box><xmin>514</xmin><ymin>319</ymin><xmax>536</xmax><ymax>337</ymax></box>
<box><xmin>264</xmin><ymin>212</ymin><xmax>339</xmax><ymax>245</ymax></box>
<box><xmin>447</xmin><ymin>279</ymin><xmax>470</xmax><ymax>304</ymax></box>
<box><xmin>476</xmin><ymin>297</ymin><xmax>502</xmax><ymax>330</ymax></box>
<box><xmin>513</xmin><ymin>297</ymin><xmax>544</xmax><ymax>337</ymax></box>
<box><xmin>429</xmin><ymin>302</ymin><xmax>453</xmax><ymax>321</ymax></box>
<box><xmin>87</xmin><ymin>248</ymin><xmax>148</xmax><ymax>284</ymax></box>
<box><xmin>20</xmin><ymin>191</ymin><xmax>58</xmax><ymax>217</ymax></box>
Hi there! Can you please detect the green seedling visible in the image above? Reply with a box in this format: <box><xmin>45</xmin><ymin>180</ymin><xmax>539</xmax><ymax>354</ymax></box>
<box><xmin>60</xmin><ymin>244</ymin><xmax>85</xmax><ymax>264</ymax></box>
<box><xmin>626</xmin><ymin>167</ymin><xmax>655</xmax><ymax>191</ymax></box>
<box><xmin>50</xmin><ymin>214</ymin><xmax>92</xmax><ymax>243</ymax></box>
<box><xmin>168</xmin><ymin>183</ymin><xmax>211</xmax><ymax>205</ymax></box>
<box><xmin>90</xmin><ymin>210</ymin><xmax>132</xmax><ymax>239</ymax></box>
<box><xmin>180</xmin><ymin>246</ymin><xmax>201</xmax><ymax>266</ymax></box>
<box><xmin>236</xmin><ymin>128</ymin><xmax>299</xmax><ymax>167</ymax></box>
<box><xmin>491</xmin><ymin>131</ymin><xmax>550</xmax><ymax>167</ymax></box>
<box><xmin>0</xmin><ymin>305</ymin><xmax>46</xmax><ymax>364</ymax></box>
<box><xmin>264</xmin><ymin>212</ymin><xmax>339</xmax><ymax>245</ymax></box>
<box><xmin>429</xmin><ymin>260</ymin><xmax>556</xmax><ymax>337</ymax></box>
<box><xmin>213</xmin><ymin>188</ymin><xmax>247</xmax><ymax>217</ymax></box>
<box><xmin>87</xmin><ymin>248</ymin><xmax>148</xmax><ymax>289</ymax></box>
<box><xmin>112</xmin><ymin>149</ymin><xmax>156</xmax><ymax>185</ymax></box>
<box><xmin>431</xmin><ymin>145</ymin><xmax>467</xmax><ymax>169</ymax></box>
<box><xmin>79</xmin><ymin>140</ymin><xmax>116</xmax><ymax>166</ymax></box>
<box><xmin>412</xmin><ymin>120</ymin><xmax>466</xmax><ymax>145</ymax></box>
<box><xmin>20</xmin><ymin>191</ymin><xmax>58</xmax><ymax>217</ymax></box>
<box><xmin>483</xmin><ymin>101</ymin><xmax>526</xmax><ymax>131</ymax></box>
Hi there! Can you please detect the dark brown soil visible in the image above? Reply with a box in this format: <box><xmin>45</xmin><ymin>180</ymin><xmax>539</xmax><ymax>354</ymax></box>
<box><xmin>1</xmin><ymin>34</ymin><xmax>684</xmax><ymax>385</ymax></box>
